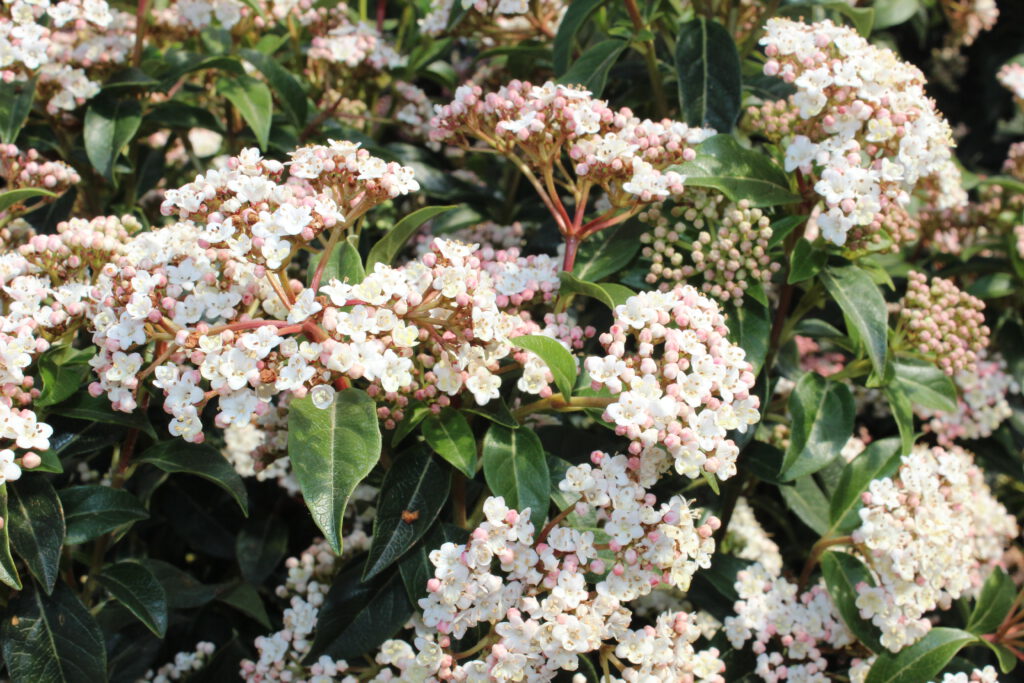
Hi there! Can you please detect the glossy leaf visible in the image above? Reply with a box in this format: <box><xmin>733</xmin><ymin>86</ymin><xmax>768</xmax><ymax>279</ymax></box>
<box><xmin>309</xmin><ymin>234</ymin><xmax>364</xmax><ymax>287</ymax></box>
<box><xmin>217</xmin><ymin>74</ymin><xmax>273</xmax><ymax>149</ymax></box>
<box><xmin>8</xmin><ymin>477</ymin><xmax>65</xmax><ymax>594</ymax></box>
<box><xmin>822</xmin><ymin>551</ymin><xmax>884</xmax><ymax>653</ymax></box>
<box><xmin>1</xmin><ymin>581</ymin><xmax>107</xmax><ymax>683</ymax></box>
<box><xmin>0</xmin><ymin>188</ymin><xmax>57</xmax><ymax>214</ymax></box>
<box><xmin>35</xmin><ymin>348</ymin><xmax>95</xmax><ymax>409</ymax></box>
<box><xmin>891</xmin><ymin>357</ymin><xmax>958</xmax><ymax>413</ymax></box>
<box><xmin>98</xmin><ymin>560</ymin><xmax>168</xmax><ymax>637</ymax></box>
<box><xmin>59</xmin><ymin>485</ymin><xmax>148</xmax><ymax>545</ymax></box>
<box><xmin>0</xmin><ymin>484</ymin><xmax>22</xmax><ymax>589</ymax></box>
<box><xmin>240</xmin><ymin>48</ymin><xmax>307</xmax><ymax>127</ymax></box>
<box><xmin>140</xmin><ymin>559</ymin><xmax>220</xmax><ymax>609</ymax></box>
<box><xmin>558</xmin><ymin>271</ymin><xmax>634</xmax><ymax>309</ymax></box>
<box><xmin>137</xmin><ymin>440</ymin><xmax>249</xmax><ymax>516</ymax></box>
<box><xmin>421</xmin><ymin>408</ymin><xmax>477</xmax><ymax>478</ymax></box>
<box><xmin>552</xmin><ymin>0</ymin><xmax>606</xmax><ymax>74</ymax></box>
<box><xmin>366</xmin><ymin>205</ymin><xmax>457</xmax><ymax>269</ymax></box>
<box><xmin>675</xmin><ymin>18</ymin><xmax>742</xmax><ymax>131</ymax></box>
<box><xmin>966</xmin><ymin>568</ymin><xmax>1016</xmax><ymax>635</ymax></box>
<box><xmin>84</xmin><ymin>95</ymin><xmax>142</xmax><ymax>179</ymax></box>
<box><xmin>788</xmin><ymin>238</ymin><xmax>827</xmax><ymax>283</ymax></box>
<box><xmin>51</xmin><ymin>393</ymin><xmax>156</xmax><ymax>438</ymax></box>
<box><xmin>288</xmin><ymin>389</ymin><xmax>382</xmax><ymax>554</ymax></box>
<box><xmin>782</xmin><ymin>373</ymin><xmax>855</xmax><ymax>480</ymax></box>
<box><xmin>725</xmin><ymin>299</ymin><xmax>771</xmax><ymax>375</ymax></box>
<box><xmin>572</xmin><ymin>220</ymin><xmax>646</xmax><ymax>281</ymax></box>
<box><xmin>236</xmin><ymin>515</ymin><xmax>289</xmax><ymax>585</ymax></box>
<box><xmin>828</xmin><ymin>437</ymin><xmax>901</xmax><ymax>534</ymax></box>
<box><xmin>558</xmin><ymin>39</ymin><xmax>627</xmax><ymax>97</ymax></box>
<box><xmin>820</xmin><ymin>265</ymin><xmax>889</xmax><ymax>376</ymax></box>
<box><xmin>218</xmin><ymin>582</ymin><xmax>272</xmax><ymax>629</ymax></box>
<box><xmin>779</xmin><ymin>476</ymin><xmax>830</xmax><ymax>535</ymax></box>
<box><xmin>0</xmin><ymin>76</ymin><xmax>35</xmax><ymax>143</ymax></box>
<box><xmin>885</xmin><ymin>385</ymin><xmax>916</xmax><ymax>456</ymax></box>
<box><xmin>308</xmin><ymin>565</ymin><xmax>413</xmax><ymax>662</ymax></box>
<box><xmin>510</xmin><ymin>334</ymin><xmax>577</xmax><ymax>400</ymax></box>
<box><xmin>672</xmin><ymin>135</ymin><xmax>800</xmax><ymax>206</ymax></box>
<box><xmin>866</xmin><ymin>628</ymin><xmax>976</xmax><ymax>683</ymax></box>
<box><xmin>482</xmin><ymin>425</ymin><xmax>550</xmax><ymax>529</ymax></box>
<box><xmin>363</xmin><ymin>447</ymin><xmax>450</xmax><ymax>580</ymax></box>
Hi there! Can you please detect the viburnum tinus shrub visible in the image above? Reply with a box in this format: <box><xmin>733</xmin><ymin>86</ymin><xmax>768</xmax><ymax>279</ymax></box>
<box><xmin>2</xmin><ymin>0</ymin><xmax>1024</xmax><ymax>681</ymax></box>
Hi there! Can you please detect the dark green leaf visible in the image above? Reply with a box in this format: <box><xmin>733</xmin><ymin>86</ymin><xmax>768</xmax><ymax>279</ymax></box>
<box><xmin>35</xmin><ymin>348</ymin><xmax>95</xmax><ymax>409</ymax></box>
<box><xmin>779</xmin><ymin>475</ymin><xmax>830</xmax><ymax>535</ymax></box>
<box><xmin>482</xmin><ymin>425</ymin><xmax>550</xmax><ymax>529</ymax></box>
<box><xmin>687</xmin><ymin>553</ymin><xmax>754</xmax><ymax>621</ymax></box>
<box><xmin>51</xmin><ymin>393</ymin><xmax>156</xmax><ymax>439</ymax></box>
<box><xmin>98</xmin><ymin>560</ymin><xmax>168</xmax><ymax>637</ymax></box>
<box><xmin>675</xmin><ymin>18</ymin><xmax>742</xmax><ymax>131</ymax></box>
<box><xmin>240</xmin><ymin>49</ymin><xmax>307</xmax><ymax>127</ymax></box>
<box><xmin>366</xmin><ymin>205</ymin><xmax>458</xmax><ymax>269</ymax></box>
<box><xmin>822</xmin><ymin>551</ymin><xmax>884</xmax><ymax>653</ymax></box>
<box><xmin>725</xmin><ymin>299</ymin><xmax>771</xmax><ymax>375</ymax></box>
<box><xmin>980</xmin><ymin>639</ymin><xmax>1016</xmax><ymax>675</ymax></box>
<box><xmin>788</xmin><ymin>238</ymin><xmax>826</xmax><ymax>283</ymax></box>
<box><xmin>0</xmin><ymin>77</ymin><xmax>36</xmax><ymax>143</ymax></box>
<box><xmin>572</xmin><ymin>220</ymin><xmax>646</xmax><ymax>281</ymax></box>
<box><xmin>885</xmin><ymin>385</ymin><xmax>916</xmax><ymax>456</ymax></box>
<box><xmin>309</xmin><ymin>234</ymin><xmax>364</xmax><ymax>287</ymax></box>
<box><xmin>84</xmin><ymin>95</ymin><xmax>142</xmax><ymax>179</ymax></box>
<box><xmin>139</xmin><ymin>559</ymin><xmax>220</xmax><ymax>609</ymax></box>
<box><xmin>782</xmin><ymin>373</ymin><xmax>855</xmax><ymax>480</ymax></box>
<box><xmin>672</xmin><ymin>135</ymin><xmax>800</xmax><ymax>206</ymax></box>
<box><xmin>0</xmin><ymin>484</ymin><xmax>22</xmax><ymax>589</ymax></box>
<box><xmin>462</xmin><ymin>394</ymin><xmax>519</xmax><ymax>428</ymax></box>
<box><xmin>308</xmin><ymin>566</ymin><xmax>412</xmax><ymax>662</ymax></box>
<box><xmin>821</xmin><ymin>265</ymin><xmax>889</xmax><ymax>377</ymax></box>
<box><xmin>391</xmin><ymin>401</ymin><xmax>431</xmax><ymax>446</ymax></box>
<box><xmin>558</xmin><ymin>271</ymin><xmax>635</xmax><ymax>309</ymax></box>
<box><xmin>0</xmin><ymin>188</ymin><xmax>57</xmax><ymax>214</ymax></box>
<box><xmin>967</xmin><ymin>272</ymin><xmax>1014</xmax><ymax>299</ymax></box>
<box><xmin>218</xmin><ymin>582</ymin><xmax>271</xmax><ymax>629</ymax></box>
<box><xmin>891</xmin><ymin>357</ymin><xmax>957</xmax><ymax>413</ymax></box>
<box><xmin>510</xmin><ymin>334</ymin><xmax>577</xmax><ymax>400</ymax></box>
<box><xmin>137</xmin><ymin>440</ymin><xmax>249</xmax><ymax>516</ymax></box>
<box><xmin>363</xmin><ymin>447</ymin><xmax>450</xmax><ymax>580</ymax></box>
<box><xmin>236</xmin><ymin>515</ymin><xmax>288</xmax><ymax>585</ymax></box>
<box><xmin>421</xmin><ymin>408</ymin><xmax>476</xmax><ymax>478</ymax></box>
<box><xmin>217</xmin><ymin>74</ymin><xmax>273</xmax><ymax>149</ymax></box>
<box><xmin>1</xmin><ymin>581</ymin><xmax>106</xmax><ymax>683</ymax></box>
<box><xmin>966</xmin><ymin>568</ymin><xmax>1016</xmax><ymax>635</ymax></box>
<box><xmin>558</xmin><ymin>39</ymin><xmax>627</xmax><ymax>97</ymax></box>
<box><xmin>288</xmin><ymin>389</ymin><xmax>381</xmax><ymax>554</ymax></box>
<box><xmin>828</xmin><ymin>437</ymin><xmax>901</xmax><ymax>534</ymax></box>
<box><xmin>552</xmin><ymin>0</ymin><xmax>606</xmax><ymax>74</ymax></box>
<box><xmin>59</xmin><ymin>485</ymin><xmax>148</xmax><ymax>545</ymax></box>
<box><xmin>866</xmin><ymin>628</ymin><xmax>975</xmax><ymax>683</ymax></box>
<box><xmin>8</xmin><ymin>477</ymin><xmax>64</xmax><ymax>594</ymax></box>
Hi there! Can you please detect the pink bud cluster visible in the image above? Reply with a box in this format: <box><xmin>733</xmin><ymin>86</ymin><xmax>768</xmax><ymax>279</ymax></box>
<box><xmin>640</xmin><ymin>196</ymin><xmax>780</xmax><ymax>303</ymax></box>
<box><xmin>760</xmin><ymin>19</ymin><xmax>965</xmax><ymax>248</ymax></box>
<box><xmin>852</xmin><ymin>445</ymin><xmax>1017</xmax><ymax>651</ymax></box>
<box><xmin>898</xmin><ymin>270</ymin><xmax>988</xmax><ymax>375</ymax></box>
<box><xmin>918</xmin><ymin>354</ymin><xmax>1020</xmax><ymax>446</ymax></box>
<box><xmin>0</xmin><ymin>144</ymin><xmax>79</xmax><ymax>217</ymax></box>
<box><xmin>583</xmin><ymin>287</ymin><xmax>760</xmax><ymax>481</ymax></box>
<box><xmin>998</xmin><ymin>62</ymin><xmax>1024</xmax><ymax>109</ymax></box>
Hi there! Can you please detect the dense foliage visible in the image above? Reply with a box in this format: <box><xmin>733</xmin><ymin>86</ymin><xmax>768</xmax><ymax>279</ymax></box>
<box><xmin>0</xmin><ymin>0</ymin><xmax>1023</xmax><ymax>681</ymax></box>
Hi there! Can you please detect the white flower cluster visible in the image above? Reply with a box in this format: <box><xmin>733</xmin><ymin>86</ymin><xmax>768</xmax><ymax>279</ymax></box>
<box><xmin>999</xmin><ymin>63</ymin><xmax>1024</xmax><ymax>108</ymax></box>
<box><xmin>156</xmin><ymin>0</ymin><xmax>247</xmax><ymax>30</ymax></box>
<box><xmin>761</xmin><ymin>19</ymin><xmax>966</xmax><ymax>247</ymax></box>
<box><xmin>0</xmin><ymin>0</ymin><xmax>131</xmax><ymax>112</ymax></box>
<box><xmin>725</xmin><ymin>562</ymin><xmax>854</xmax><ymax>683</ymax></box>
<box><xmin>307</xmin><ymin>21</ymin><xmax>406</xmax><ymax>71</ymax></box>
<box><xmin>584</xmin><ymin>286</ymin><xmax>760</xmax><ymax>481</ymax></box>
<box><xmin>918</xmin><ymin>354</ymin><xmax>1020</xmax><ymax>446</ymax></box>
<box><xmin>142</xmin><ymin>641</ymin><xmax>216</xmax><ymax>683</ymax></box>
<box><xmin>853</xmin><ymin>445</ymin><xmax>1017</xmax><ymax>651</ymax></box>
<box><xmin>419</xmin><ymin>0</ymin><xmax>564</xmax><ymax>38</ymax></box>
<box><xmin>727</xmin><ymin>497</ymin><xmax>783</xmax><ymax>576</ymax></box>
<box><xmin>222</xmin><ymin>395</ymin><xmax>298</xmax><ymax>495</ymax></box>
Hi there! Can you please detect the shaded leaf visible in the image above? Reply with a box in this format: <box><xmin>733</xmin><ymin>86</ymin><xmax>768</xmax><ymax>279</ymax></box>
<box><xmin>558</xmin><ymin>39</ymin><xmax>627</xmax><ymax>97</ymax></box>
<box><xmin>366</xmin><ymin>205</ymin><xmax>457</xmax><ymax>269</ymax></box>
<box><xmin>572</xmin><ymin>220</ymin><xmax>646</xmax><ymax>281</ymax></box>
<box><xmin>822</xmin><ymin>551</ymin><xmax>884</xmax><ymax>653</ymax></box>
<box><xmin>782</xmin><ymin>373</ymin><xmax>855</xmax><ymax>480</ymax></box>
<box><xmin>59</xmin><ymin>485</ymin><xmax>148</xmax><ymax>545</ymax></box>
<box><xmin>240</xmin><ymin>48</ymin><xmax>307</xmax><ymax>127</ymax></box>
<box><xmin>820</xmin><ymin>265</ymin><xmax>888</xmax><ymax>376</ymax></box>
<box><xmin>779</xmin><ymin>476</ymin><xmax>830</xmax><ymax>535</ymax></box>
<box><xmin>866</xmin><ymin>628</ymin><xmax>975</xmax><ymax>683</ymax></box>
<box><xmin>8</xmin><ymin>477</ymin><xmax>64</xmax><ymax>594</ymax></box>
<box><xmin>236</xmin><ymin>515</ymin><xmax>288</xmax><ymax>585</ymax></box>
<box><xmin>891</xmin><ymin>357</ymin><xmax>957</xmax><ymax>413</ymax></box>
<box><xmin>51</xmin><ymin>393</ymin><xmax>156</xmax><ymax>439</ymax></box>
<box><xmin>672</xmin><ymin>135</ymin><xmax>800</xmax><ymax>206</ymax></box>
<box><xmin>217</xmin><ymin>74</ymin><xmax>272</xmax><ymax>149</ymax></box>
<box><xmin>84</xmin><ymin>95</ymin><xmax>142</xmax><ymax>179</ymax></box>
<box><xmin>137</xmin><ymin>440</ymin><xmax>249</xmax><ymax>516</ymax></box>
<box><xmin>0</xmin><ymin>76</ymin><xmax>36</xmax><ymax>143</ymax></box>
<box><xmin>828</xmin><ymin>437</ymin><xmax>901</xmax><ymax>534</ymax></box>
<box><xmin>966</xmin><ymin>568</ymin><xmax>1016</xmax><ymax>635</ymax></box>
<box><xmin>421</xmin><ymin>408</ymin><xmax>476</xmax><ymax>478</ymax></box>
<box><xmin>482</xmin><ymin>425</ymin><xmax>550</xmax><ymax>530</ymax></box>
<box><xmin>552</xmin><ymin>0</ymin><xmax>606</xmax><ymax>74</ymax></box>
<box><xmin>1</xmin><ymin>581</ymin><xmax>106</xmax><ymax>683</ymax></box>
<box><xmin>675</xmin><ymin>18</ymin><xmax>742</xmax><ymax>131</ymax></box>
<box><xmin>0</xmin><ymin>484</ymin><xmax>22</xmax><ymax>589</ymax></box>
<box><xmin>363</xmin><ymin>447</ymin><xmax>450</xmax><ymax>580</ymax></box>
<box><xmin>98</xmin><ymin>560</ymin><xmax>168</xmax><ymax>637</ymax></box>
<box><xmin>558</xmin><ymin>271</ymin><xmax>635</xmax><ymax>309</ymax></box>
<box><xmin>398</xmin><ymin>522</ymin><xmax>469</xmax><ymax>604</ymax></box>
